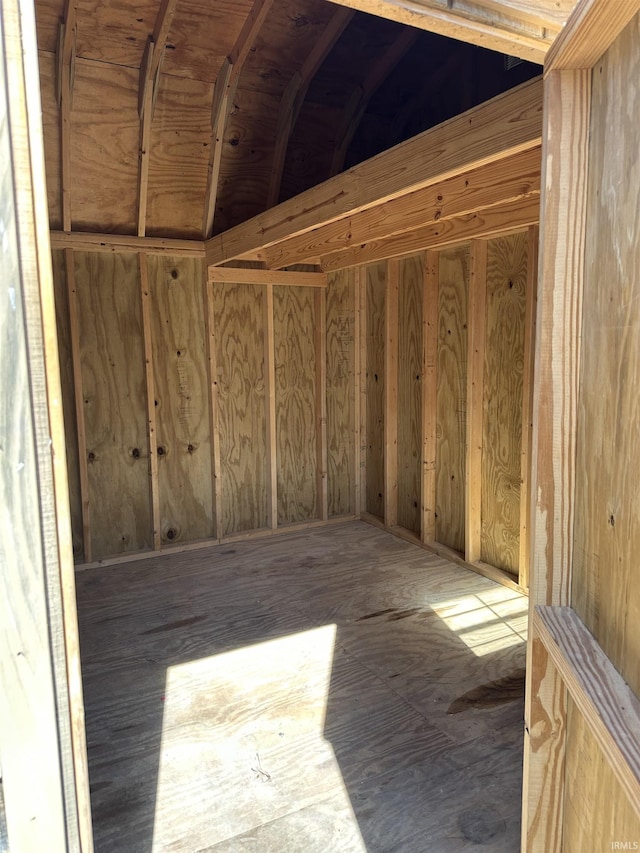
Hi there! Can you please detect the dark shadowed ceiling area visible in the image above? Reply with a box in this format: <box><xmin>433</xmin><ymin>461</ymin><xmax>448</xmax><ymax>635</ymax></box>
<box><xmin>35</xmin><ymin>0</ymin><xmax>571</xmax><ymax>240</ymax></box>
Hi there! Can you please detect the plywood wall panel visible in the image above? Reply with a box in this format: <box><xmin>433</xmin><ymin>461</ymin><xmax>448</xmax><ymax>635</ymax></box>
<box><xmin>38</xmin><ymin>51</ymin><xmax>61</xmax><ymax>230</ymax></box>
<box><xmin>435</xmin><ymin>246</ymin><xmax>468</xmax><ymax>552</ymax></box>
<box><xmin>146</xmin><ymin>75</ymin><xmax>212</xmax><ymax>239</ymax></box>
<box><xmin>74</xmin><ymin>252</ymin><xmax>151</xmax><ymax>557</ymax></box>
<box><xmin>51</xmin><ymin>250</ymin><xmax>83</xmax><ymax>558</ymax></box>
<box><xmin>397</xmin><ymin>254</ymin><xmax>423</xmax><ymax>534</ymax></box>
<box><xmin>480</xmin><ymin>233</ymin><xmax>528</xmax><ymax>576</ymax></box>
<box><xmin>365</xmin><ymin>262</ymin><xmax>386</xmax><ymax>519</ymax></box>
<box><xmin>572</xmin><ymin>10</ymin><xmax>640</xmax><ymax>697</ymax></box>
<box><xmin>213</xmin><ymin>282</ymin><xmax>267</xmax><ymax>535</ymax></box>
<box><xmin>148</xmin><ymin>256</ymin><xmax>213</xmax><ymax>545</ymax></box>
<box><xmin>274</xmin><ymin>285</ymin><xmax>318</xmax><ymax>524</ymax></box>
<box><xmin>70</xmin><ymin>59</ymin><xmax>138</xmax><ymax>232</ymax></box>
<box><xmin>326</xmin><ymin>269</ymin><xmax>355</xmax><ymax>517</ymax></box>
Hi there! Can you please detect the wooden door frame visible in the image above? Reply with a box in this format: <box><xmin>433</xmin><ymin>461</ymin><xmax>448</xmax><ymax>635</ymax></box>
<box><xmin>522</xmin><ymin>1</ymin><xmax>640</xmax><ymax>850</ymax></box>
<box><xmin>0</xmin><ymin>0</ymin><xmax>93</xmax><ymax>849</ymax></box>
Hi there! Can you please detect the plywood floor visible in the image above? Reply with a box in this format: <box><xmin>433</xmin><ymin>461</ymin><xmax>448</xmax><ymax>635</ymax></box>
<box><xmin>76</xmin><ymin>521</ymin><xmax>528</xmax><ymax>853</ymax></box>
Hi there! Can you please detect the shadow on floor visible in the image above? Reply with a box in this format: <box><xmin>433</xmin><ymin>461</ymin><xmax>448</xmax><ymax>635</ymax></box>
<box><xmin>76</xmin><ymin>521</ymin><xmax>526</xmax><ymax>853</ymax></box>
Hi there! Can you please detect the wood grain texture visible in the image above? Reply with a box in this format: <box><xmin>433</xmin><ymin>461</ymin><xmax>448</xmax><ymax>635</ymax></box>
<box><xmin>146</xmin><ymin>75</ymin><xmax>212</xmax><ymax>239</ymax></box>
<box><xmin>384</xmin><ymin>260</ymin><xmax>399</xmax><ymax>529</ymax></box>
<box><xmin>326</xmin><ymin>269</ymin><xmax>355</xmax><ymax>517</ymax></box>
<box><xmin>70</xmin><ymin>59</ymin><xmax>139</xmax><ymax>232</ymax></box>
<box><xmin>274</xmin><ymin>285</ymin><xmax>318</xmax><ymax>524</ymax></box>
<box><xmin>213</xmin><ymin>282</ymin><xmax>267</xmax><ymax>535</ymax></box>
<box><xmin>75</xmin><ymin>252</ymin><xmax>152</xmax><ymax>558</ymax></box>
<box><xmin>147</xmin><ymin>255</ymin><xmax>214</xmax><ymax>545</ymax></box>
<box><xmin>365</xmin><ymin>263</ymin><xmax>386</xmax><ymax>520</ymax></box>
<box><xmin>481</xmin><ymin>233</ymin><xmax>528</xmax><ymax>576</ymax></box>
<box><xmin>38</xmin><ymin>50</ymin><xmax>61</xmax><ymax>229</ymax></box>
<box><xmin>397</xmin><ymin>255</ymin><xmax>423</xmax><ymax>535</ymax></box>
<box><xmin>422</xmin><ymin>251</ymin><xmax>438</xmax><ymax>544</ymax></box>
<box><xmin>51</xmin><ymin>249</ymin><xmax>83</xmax><ymax>559</ymax></box>
<box><xmin>435</xmin><ymin>247</ymin><xmax>469</xmax><ymax>553</ymax></box>
<box><xmin>522</xmin><ymin>68</ymin><xmax>591</xmax><ymax>853</ymax></box>
<box><xmin>563</xmin><ymin>698</ymin><xmax>640</xmax><ymax>850</ymax></box>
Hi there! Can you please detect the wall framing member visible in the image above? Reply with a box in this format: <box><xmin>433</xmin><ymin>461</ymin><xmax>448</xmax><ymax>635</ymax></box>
<box><xmin>421</xmin><ymin>250</ymin><xmax>438</xmax><ymax>544</ymax></box>
<box><xmin>384</xmin><ymin>259</ymin><xmax>399</xmax><ymax>528</ymax></box>
<box><xmin>523</xmin><ymin>1</ymin><xmax>640</xmax><ymax>850</ymax></box>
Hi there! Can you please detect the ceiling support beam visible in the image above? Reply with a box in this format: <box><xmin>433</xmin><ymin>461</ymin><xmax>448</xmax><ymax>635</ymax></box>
<box><xmin>325</xmin><ymin>0</ymin><xmax>561</xmax><ymax>63</ymax></box>
<box><xmin>202</xmin><ymin>0</ymin><xmax>275</xmax><ymax>239</ymax></box>
<box><xmin>330</xmin><ymin>26</ymin><xmax>419</xmax><ymax>176</ymax></box>
<box><xmin>136</xmin><ymin>0</ymin><xmax>179</xmax><ymax>237</ymax></box>
<box><xmin>266</xmin><ymin>6</ymin><xmax>354</xmax><ymax>208</ymax></box>
<box><xmin>206</xmin><ymin>75</ymin><xmax>542</xmax><ymax>268</ymax></box>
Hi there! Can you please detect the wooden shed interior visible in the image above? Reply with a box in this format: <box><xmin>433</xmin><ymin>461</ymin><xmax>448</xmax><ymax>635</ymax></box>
<box><xmin>2</xmin><ymin>0</ymin><xmax>640</xmax><ymax>850</ymax></box>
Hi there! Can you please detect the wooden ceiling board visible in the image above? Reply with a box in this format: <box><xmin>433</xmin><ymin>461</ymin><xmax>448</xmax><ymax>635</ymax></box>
<box><xmin>35</xmin><ymin>0</ymin><xmax>65</xmax><ymax>53</ymax></box>
<box><xmin>39</xmin><ymin>50</ymin><xmax>62</xmax><ymax>230</ymax></box>
<box><xmin>146</xmin><ymin>74</ymin><xmax>214</xmax><ymax>238</ymax></box>
<box><xmin>74</xmin><ymin>0</ymin><xmax>158</xmax><ymax>66</ymax></box>
<box><xmin>69</xmin><ymin>58</ymin><xmax>139</xmax><ymax>232</ymax></box>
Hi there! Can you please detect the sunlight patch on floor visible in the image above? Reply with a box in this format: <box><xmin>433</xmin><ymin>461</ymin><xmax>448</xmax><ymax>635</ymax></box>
<box><xmin>432</xmin><ymin>588</ymin><xmax>528</xmax><ymax>657</ymax></box>
<box><xmin>151</xmin><ymin>625</ymin><xmax>367</xmax><ymax>851</ymax></box>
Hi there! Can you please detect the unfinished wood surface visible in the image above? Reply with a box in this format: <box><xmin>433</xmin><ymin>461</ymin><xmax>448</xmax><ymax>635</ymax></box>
<box><xmin>357</xmin><ymin>268</ymin><xmax>366</xmax><ymax>517</ymax></box>
<box><xmin>522</xmin><ymin>68</ymin><xmax>591</xmax><ymax>853</ymax></box>
<box><xmin>77</xmin><ymin>521</ymin><xmax>527</xmax><ymax>853</ymax></box>
<box><xmin>518</xmin><ymin>226</ymin><xmax>538</xmax><ymax>592</ymax></box>
<box><xmin>213</xmin><ymin>282</ymin><xmax>267</xmax><ymax>535</ymax></box>
<box><xmin>384</xmin><ymin>260</ymin><xmax>399</xmax><ymax>529</ymax></box>
<box><xmin>397</xmin><ymin>254</ymin><xmax>423</xmax><ymax>535</ymax></box>
<box><xmin>75</xmin><ymin>251</ymin><xmax>151</xmax><ymax>558</ymax></box>
<box><xmin>545</xmin><ymin>0</ymin><xmax>640</xmax><ymax>72</ymax></box>
<box><xmin>274</xmin><ymin>285</ymin><xmax>318</xmax><ymax>524</ymax></box>
<box><xmin>138</xmin><ymin>254</ymin><xmax>161</xmax><ymax>551</ymax></box>
<box><xmin>480</xmin><ymin>232</ymin><xmax>528</xmax><ymax>576</ymax></box>
<box><xmin>563</xmin><ymin>699</ymin><xmax>640</xmax><ymax>851</ymax></box>
<box><xmin>264</xmin><ymin>284</ymin><xmax>278</xmax><ymax>530</ymax></box>
<box><xmin>535</xmin><ymin>606</ymin><xmax>640</xmax><ymax>817</ymax></box>
<box><xmin>51</xmin><ymin>249</ymin><xmax>83</xmax><ymax>559</ymax></box>
<box><xmin>421</xmin><ymin>251</ymin><xmax>438</xmax><ymax>544</ymax></box>
<box><xmin>365</xmin><ymin>262</ymin><xmax>386</xmax><ymax>520</ymax></box>
<box><xmin>263</xmin><ymin>146</ymin><xmax>541</xmax><ymax>271</ymax></box>
<box><xmin>205</xmin><ymin>271</ymin><xmax>223</xmax><ymax>540</ymax></box>
<box><xmin>50</xmin><ymin>231</ymin><xmax>206</xmax><ymax>256</ymax></box>
<box><xmin>70</xmin><ymin>59</ymin><xmax>139</xmax><ymax>232</ymax></box>
<box><xmin>435</xmin><ymin>246</ymin><xmax>468</xmax><ymax>553</ymax></box>
<box><xmin>315</xmin><ymin>288</ymin><xmax>328</xmax><ymax>521</ymax></box>
<box><xmin>206</xmin><ymin>78</ymin><xmax>543</xmax><ymax>266</ymax></box>
<box><xmin>465</xmin><ymin>241</ymin><xmax>487</xmax><ymax>565</ymax></box>
<box><xmin>326</xmin><ymin>269</ymin><xmax>356</xmax><ymax>517</ymax></box>
<box><xmin>148</xmin><ymin>255</ymin><xmax>214</xmax><ymax>545</ymax></box>
<box><xmin>209</xmin><ymin>267</ymin><xmax>327</xmax><ymax>286</ymax></box>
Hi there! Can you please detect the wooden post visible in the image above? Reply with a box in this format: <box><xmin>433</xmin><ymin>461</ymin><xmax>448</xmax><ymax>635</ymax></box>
<box><xmin>518</xmin><ymin>225</ymin><xmax>539</xmax><ymax>591</ymax></box>
<box><xmin>466</xmin><ymin>239</ymin><xmax>487</xmax><ymax>564</ymax></box>
<box><xmin>421</xmin><ymin>250</ymin><xmax>438</xmax><ymax>544</ymax></box>
<box><xmin>0</xmin><ymin>0</ymin><xmax>92</xmax><ymax>847</ymax></box>
<box><xmin>138</xmin><ymin>253</ymin><xmax>161</xmax><ymax>549</ymax></box>
<box><xmin>264</xmin><ymin>283</ymin><xmax>278</xmax><ymax>529</ymax></box>
<box><xmin>205</xmin><ymin>274</ymin><xmax>223</xmax><ymax>539</ymax></box>
<box><xmin>357</xmin><ymin>266</ymin><xmax>367</xmax><ymax>517</ymax></box>
<box><xmin>522</xmin><ymin>67</ymin><xmax>591</xmax><ymax>853</ymax></box>
<box><xmin>315</xmin><ymin>287</ymin><xmax>328</xmax><ymax>520</ymax></box>
<box><xmin>353</xmin><ymin>267</ymin><xmax>362</xmax><ymax>516</ymax></box>
<box><xmin>384</xmin><ymin>258</ymin><xmax>399</xmax><ymax>528</ymax></box>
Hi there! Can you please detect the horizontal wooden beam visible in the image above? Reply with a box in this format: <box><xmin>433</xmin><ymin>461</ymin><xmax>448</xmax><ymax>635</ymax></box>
<box><xmin>545</xmin><ymin>0</ymin><xmax>640</xmax><ymax>72</ymax></box>
<box><xmin>534</xmin><ymin>605</ymin><xmax>640</xmax><ymax>817</ymax></box>
<box><xmin>325</xmin><ymin>0</ymin><xmax>553</xmax><ymax>62</ymax></box>
<box><xmin>476</xmin><ymin>0</ymin><xmax>576</xmax><ymax>29</ymax></box>
<box><xmin>209</xmin><ymin>268</ymin><xmax>327</xmax><ymax>287</ymax></box>
<box><xmin>321</xmin><ymin>194</ymin><xmax>540</xmax><ymax>270</ymax></box>
<box><xmin>50</xmin><ymin>231</ymin><xmax>205</xmax><ymax>256</ymax></box>
<box><xmin>206</xmin><ymin>76</ymin><xmax>542</xmax><ymax>268</ymax></box>
<box><xmin>264</xmin><ymin>146</ymin><xmax>541</xmax><ymax>269</ymax></box>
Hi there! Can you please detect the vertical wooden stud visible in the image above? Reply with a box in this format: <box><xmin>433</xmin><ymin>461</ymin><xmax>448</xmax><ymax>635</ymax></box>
<box><xmin>315</xmin><ymin>287</ymin><xmax>328</xmax><ymax>520</ymax></box>
<box><xmin>358</xmin><ymin>266</ymin><xmax>367</xmax><ymax>517</ymax></box>
<box><xmin>138</xmin><ymin>252</ymin><xmax>161</xmax><ymax>550</ymax></box>
<box><xmin>264</xmin><ymin>283</ymin><xmax>278</xmax><ymax>529</ymax></box>
<box><xmin>353</xmin><ymin>267</ymin><xmax>362</xmax><ymax>516</ymax></box>
<box><xmin>518</xmin><ymin>225</ymin><xmax>539</xmax><ymax>591</ymax></box>
<box><xmin>522</xmin><ymin>68</ymin><xmax>591</xmax><ymax>853</ymax></box>
<box><xmin>205</xmin><ymin>273</ymin><xmax>223</xmax><ymax>540</ymax></box>
<box><xmin>65</xmin><ymin>247</ymin><xmax>92</xmax><ymax>563</ymax></box>
<box><xmin>384</xmin><ymin>258</ymin><xmax>399</xmax><ymax>528</ymax></box>
<box><xmin>466</xmin><ymin>240</ymin><xmax>487</xmax><ymax>564</ymax></box>
<box><xmin>422</xmin><ymin>250</ymin><xmax>438</xmax><ymax>544</ymax></box>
